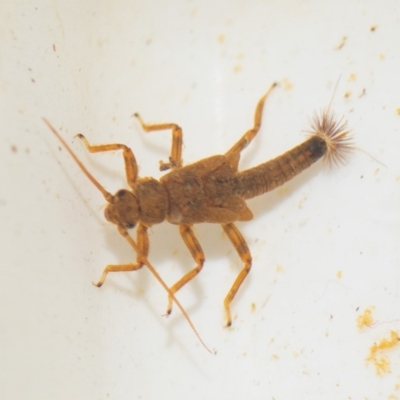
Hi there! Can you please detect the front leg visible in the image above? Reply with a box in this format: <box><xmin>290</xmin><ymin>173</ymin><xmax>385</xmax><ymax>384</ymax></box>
<box><xmin>93</xmin><ymin>223</ymin><xmax>149</xmax><ymax>287</ymax></box>
<box><xmin>76</xmin><ymin>134</ymin><xmax>138</xmax><ymax>189</ymax></box>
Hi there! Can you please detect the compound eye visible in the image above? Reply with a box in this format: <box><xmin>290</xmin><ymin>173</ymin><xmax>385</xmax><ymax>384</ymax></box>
<box><xmin>116</xmin><ymin>189</ymin><xmax>129</xmax><ymax>198</ymax></box>
<box><xmin>125</xmin><ymin>222</ymin><xmax>136</xmax><ymax>229</ymax></box>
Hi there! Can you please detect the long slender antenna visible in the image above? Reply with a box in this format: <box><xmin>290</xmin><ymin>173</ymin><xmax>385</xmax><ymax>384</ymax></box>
<box><xmin>43</xmin><ymin>119</ymin><xmax>114</xmax><ymax>203</ymax></box>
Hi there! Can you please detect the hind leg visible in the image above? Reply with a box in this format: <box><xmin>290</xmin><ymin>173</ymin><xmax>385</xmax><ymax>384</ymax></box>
<box><xmin>221</xmin><ymin>223</ymin><xmax>252</xmax><ymax>327</ymax></box>
<box><xmin>226</xmin><ymin>82</ymin><xmax>277</xmax><ymax>156</ymax></box>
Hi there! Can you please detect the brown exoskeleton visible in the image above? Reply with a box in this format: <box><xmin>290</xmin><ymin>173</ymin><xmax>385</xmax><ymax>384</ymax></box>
<box><xmin>45</xmin><ymin>82</ymin><xmax>351</xmax><ymax>344</ymax></box>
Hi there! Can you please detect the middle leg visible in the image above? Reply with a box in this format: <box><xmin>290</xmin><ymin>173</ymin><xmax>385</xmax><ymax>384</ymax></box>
<box><xmin>133</xmin><ymin>113</ymin><xmax>183</xmax><ymax>171</ymax></box>
<box><xmin>166</xmin><ymin>224</ymin><xmax>205</xmax><ymax>315</ymax></box>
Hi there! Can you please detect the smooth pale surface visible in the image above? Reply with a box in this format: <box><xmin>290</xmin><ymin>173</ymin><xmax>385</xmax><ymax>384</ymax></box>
<box><xmin>1</xmin><ymin>1</ymin><xmax>399</xmax><ymax>399</ymax></box>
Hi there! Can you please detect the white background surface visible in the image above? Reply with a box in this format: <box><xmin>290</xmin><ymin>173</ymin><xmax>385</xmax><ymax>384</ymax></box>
<box><xmin>1</xmin><ymin>1</ymin><xmax>400</xmax><ymax>399</ymax></box>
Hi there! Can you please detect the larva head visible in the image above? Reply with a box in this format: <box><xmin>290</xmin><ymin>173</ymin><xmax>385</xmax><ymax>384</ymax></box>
<box><xmin>43</xmin><ymin>119</ymin><xmax>169</xmax><ymax>230</ymax></box>
<box><xmin>310</xmin><ymin>110</ymin><xmax>353</xmax><ymax>165</ymax></box>
<box><xmin>104</xmin><ymin>189</ymin><xmax>139</xmax><ymax>229</ymax></box>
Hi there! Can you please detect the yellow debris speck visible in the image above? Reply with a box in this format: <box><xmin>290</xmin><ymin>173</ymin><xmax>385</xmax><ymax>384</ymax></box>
<box><xmin>366</xmin><ymin>331</ymin><xmax>400</xmax><ymax>375</ymax></box>
<box><xmin>276</xmin><ymin>265</ymin><xmax>285</xmax><ymax>273</ymax></box>
<box><xmin>348</xmin><ymin>73</ymin><xmax>357</xmax><ymax>81</ymax></box>
<box><xmin>357</xmin><ymin>307</ymin><xmax>374</xmax><ymax>329</ymax></box>
<box><xmin>344</xmin><ymin>91</ymin><xmax>352</xmax><ymax>99</ymax></box>
<box><xmin>282</xmin><ymin>78</ymin><xmax>293</xmax><ymax>90</ymax></box>
<box><xmin>334</xmin><ymin>35</ymin><xmax>347</xmax><ymax>50</ymax></box>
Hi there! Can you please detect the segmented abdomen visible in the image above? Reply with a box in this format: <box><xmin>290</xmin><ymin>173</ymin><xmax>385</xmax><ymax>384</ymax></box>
<box><xmin>234</xmin><ymin>135</ymin><xmax>327</xmax><ymax>200</ymax></box>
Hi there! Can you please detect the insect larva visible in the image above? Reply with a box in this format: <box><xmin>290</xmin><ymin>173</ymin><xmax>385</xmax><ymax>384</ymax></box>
<box><xmin>44</xmin><ymin>82</ymin><xmax>351</xmax><ymax>349</ymax></box>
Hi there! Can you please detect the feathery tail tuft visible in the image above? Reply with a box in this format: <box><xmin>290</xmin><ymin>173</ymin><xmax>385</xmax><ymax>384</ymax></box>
<box><xmin>309</xmin><ymin>109</ymin><xmax>352</xmax><ymax>165</ymax></box>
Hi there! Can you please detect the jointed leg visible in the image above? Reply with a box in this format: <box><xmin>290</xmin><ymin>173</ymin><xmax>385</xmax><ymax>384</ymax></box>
<box><xmin>221</xmin><ymin>223</ymin><xmax>252</xmax><ymax>327</ymax></box>
<box><xmin>93</xmin><ymin>224</ymin><xmax>149</xmax><ymax>287</ymax></box>
<box><xmin>226</xmin><ymin>82</ymin><xmax>277</xmax><ymax>156</ymax></box>
<box><xmin>166</xmin><ymin>224</ymin><xmax>205</xmax><ymax>315</ymax></box>
<box><xmin>133</xmin><ymin>113</ymin><xmax>183</xmax><ymax>171</ymax></box>
<box><xmin>76</xmin><ymin>134</ymin><xmax>138</xmax><ymax>189</ymax></box>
